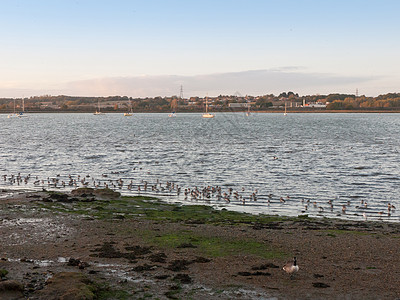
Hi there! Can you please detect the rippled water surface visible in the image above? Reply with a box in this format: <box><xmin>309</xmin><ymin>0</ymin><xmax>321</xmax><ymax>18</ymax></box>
<box><xmin>1</xmin><ymin>112</ymin><xmax>399</xmax><ymax>221</ymax></box>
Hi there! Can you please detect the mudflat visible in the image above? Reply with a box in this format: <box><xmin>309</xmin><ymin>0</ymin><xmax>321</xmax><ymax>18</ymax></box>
<box><xmin>1</xmin><ymin>189</ymin><xmax>399</xmax><ymax>299</ymax></box>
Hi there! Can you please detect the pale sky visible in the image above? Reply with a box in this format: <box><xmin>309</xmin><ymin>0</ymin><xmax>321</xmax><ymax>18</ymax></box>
<box><xmin>0</xmin><ymin>0</ymin><xmax>399</xmax><ymax>98</ymax></box>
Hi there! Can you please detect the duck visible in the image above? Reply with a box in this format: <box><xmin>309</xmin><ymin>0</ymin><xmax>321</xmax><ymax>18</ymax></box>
<box><xmin>283</xmin><ymin>257</ymin><xmax>299</xmax><ymax>278</ymax></box>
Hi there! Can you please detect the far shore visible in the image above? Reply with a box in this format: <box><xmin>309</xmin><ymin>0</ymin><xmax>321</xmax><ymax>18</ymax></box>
<box><xmin>2</xmin><ymin>109</ymin><xmax>400</xmax><ymax>114</ymax></box>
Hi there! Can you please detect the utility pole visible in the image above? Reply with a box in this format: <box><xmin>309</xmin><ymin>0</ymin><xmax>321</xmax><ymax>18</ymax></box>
<box><xmin>179</xmin><ymin>85</ymin><xmax>184</xmax><ymax>99</ymax></box>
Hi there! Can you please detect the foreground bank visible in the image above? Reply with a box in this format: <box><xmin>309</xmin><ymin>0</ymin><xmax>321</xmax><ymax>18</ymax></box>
<box><xmin>1</xmin><ymin>188</ymin><xmax>399</xmax><ymax>299</ymax></box>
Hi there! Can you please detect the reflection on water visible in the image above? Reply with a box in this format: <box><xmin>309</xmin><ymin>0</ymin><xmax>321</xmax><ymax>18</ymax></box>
<box><xmin>1</xmin><ymin>112</ymin><xmax>399</xmax><ymax>222</ymax></box>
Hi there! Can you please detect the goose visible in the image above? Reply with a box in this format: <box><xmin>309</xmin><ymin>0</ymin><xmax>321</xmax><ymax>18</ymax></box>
<box><xmin>283</xmin><ymin>257</ymin><xmax>299</xmax><ymax>278</ymax></box>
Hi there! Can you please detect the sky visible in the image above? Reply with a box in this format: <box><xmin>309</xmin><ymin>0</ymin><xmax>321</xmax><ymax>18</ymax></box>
<box><xmin>0</xmin><ymin>0</ymin><xmax>399</xmax><ymax>98</ymax></box>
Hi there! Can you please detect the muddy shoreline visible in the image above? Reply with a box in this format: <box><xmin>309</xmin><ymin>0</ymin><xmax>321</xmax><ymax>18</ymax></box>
<box><xmin>1</xmin><ymin>189</ymin><xmax>399</xmax><ymax>299</ymax></box>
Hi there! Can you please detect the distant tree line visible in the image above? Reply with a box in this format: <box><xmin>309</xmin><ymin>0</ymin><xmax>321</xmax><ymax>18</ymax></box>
<box><xmin>326</xmin><ymin>93</ymin><xmax>400</xmax><ymax>110</ymax></box>
<box><xmin>1</xmin><ymin>92</ymin><xmax>400</xmax><ymax>112</ymax></box>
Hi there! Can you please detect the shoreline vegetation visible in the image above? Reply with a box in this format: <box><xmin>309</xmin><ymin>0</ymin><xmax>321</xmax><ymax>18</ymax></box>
<box><xmin>1</xmin><ymin>92</ymin><xmax>400</xmax><ymax>114</ymax></box>
<box><xmin>3</xmin><ymin>109</ymin><xmax>400</xmax><ymax>114</ymax></box>
<box><xmin>1</xmin><ymin>188</ymin><xmax>399</xmax><ymax>299</ymax></box>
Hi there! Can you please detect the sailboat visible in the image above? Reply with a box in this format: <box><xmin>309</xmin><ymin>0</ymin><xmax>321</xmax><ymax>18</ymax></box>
<box><xmin>124</xmin><ymin>109</ymin><xmax>133</xmax><ymax>116</ymax></box>
<box><xmin>124</xmin><ymin>101</ymin><xmax>133</xmax><ymax>116</ymax></box>
<box><xmin>18</xmin><ymin>98</ymin><xmax>28</xmax><ymax>117</ymax></box>
<box><xmin>7</xmin><ymin>99</ymin><xmax>24</xmax><ymax>118</ymax></box>
<box><xmin>246</xmin><ymin>103</ymin><xmax>251</xmax><ymax>116</ymax></box>
<box><xmin>283</xmin><ymin>101</ymin><xmax>288</xmax><ymax>116</ymax></box>
<box><xmin>169</xmin><ymin>98</ymin><xmax>177</xmax><ymax>117</ymax></box>
<box><xmin>202</xmin><ymin>96</ymin><xmax>215</xmax><ymax>118</ymax></box>
<box><xmin>94</xmin><ymin>100</ymin><xmax>105</xmax><ymax>115</ymax></box>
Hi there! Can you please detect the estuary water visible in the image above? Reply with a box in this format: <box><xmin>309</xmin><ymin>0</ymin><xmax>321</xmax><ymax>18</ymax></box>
<box><xmin>1</xmin><ymin>112</ymin><xmax>399</xmax><ymax>222</ymax></box>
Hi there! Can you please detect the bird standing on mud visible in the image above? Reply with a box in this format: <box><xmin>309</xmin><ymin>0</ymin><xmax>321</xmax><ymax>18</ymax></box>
<box><xmin>283</xmin><ymin>257</ymin><xmax>299</xmax><ymax>278</ymax></box>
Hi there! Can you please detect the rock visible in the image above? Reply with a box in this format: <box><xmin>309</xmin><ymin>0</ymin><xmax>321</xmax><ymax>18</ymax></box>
<box><xmin>124</xmin><ymin>245</ymin><xmax>152</xmax><ymax>256</ymax></box>
<box><xmin>237</xmin><ymin>271</ymin><xmax>252</xmax><ymax>276</ymax></box>
<box><xmin>177</xmin><ymin>243</ymin><xmax>197</xmax><ymax>249</ymax></box>
<box><xmin>132</xmin><ymin>264</ymin><xmax>157</xmax><ymax>272</ymax></box>
<box><xmin>90</xmin><ymin>242</ymin><xmax>125</xmax><ymax>259</ymax></box>
<box><xmin>0</xmin><ymin>280</ymin><xmax>23</xmax><ymax>291</ymax></box>
<box><xmin>67</xmin><ymin>258</ymin><xmax>81</xmax><ymax>266</ymax></box>
<box><xmin>26</xmin><ymin>194</ymin><xmax>41</xmax><ymax>198</ymax></box>
<box><xmin>32</xmin><ymin>272</ymin><xmax>97</xmax><ymax>300</ymax></box>
<box><xmin>71</xmin><ymin>187</ymin><xmax>120</xmax><ymax>199</ymax></box>
<box><xmin>48</xmin><ymin>193</ymin><xmax>71</xmax><ymax>202</ymax></box>
<box><xmin>154</xmin><ymin>274</ymin><xmax>169</xmax><ymax>280</ymax></box>
<box><xmin>173</xmin><ymin>273</ymin><xmax>192</xmax><ymax>284</ymax></box>
<box><xmin>148</xmin><ymin>252</ymin><xmax>167</xmax><ymax>263</ymax></box>
<box><xmin>192</xmin><ymin>257</ymin><xmax>211</xmax><ymax>263</ymax></box>
<box><xmin>252</xmin><ymin>263</ymin><xmax>279</xmax><ymax>270</ymax></box>
<box><xmin>67</xmin><ymin>258</ymin><xmax>90</xmax><ymax>269</ymax></box>
<box><xmin>167</xmin><ymin>260</ymin><xmax>192</xmax><ymax>272</ymax></box>
<box><xmin>238</xmin><ymin>271</ymin><xmax>271</xmax><ymax>277</ymax></box>
<box><xmin>93</xmin><ymin>188</ymin><xmax>120</xmax><ymax>199</ymax></box>
<box><xmin>313</xmin><ymin>282</ymin><xmax>330</xmax><ymax>288</ymax></box>
<box><xmin>0</xmin><ymin>280</ymin><xmax>24</xmax><ymax>300</ymax></box>
<box><xmin>71</xmin><ymin>188</ymin><xmax>95</xmax><ymax>197</ymax></box>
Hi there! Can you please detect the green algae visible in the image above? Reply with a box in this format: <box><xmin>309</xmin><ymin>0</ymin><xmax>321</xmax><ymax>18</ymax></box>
<box><xmin>145</xmin><ymin>231</ymin><xmax>285</xmax><ymax>259</ymax></box>
<box><xmin>36</xmin><ymin>192</ymin><xmax>291</xmax><ymax>226</ymax></box>
<box><xmin>0</xmin><ymin>269</ymin><xmax>9</xmax><ymax>279</ymax></box>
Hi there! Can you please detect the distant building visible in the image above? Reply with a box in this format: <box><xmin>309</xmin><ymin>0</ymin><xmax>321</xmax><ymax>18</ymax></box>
<box><xmin>40</xmin><ymin>102</ymin><xmax>60</xmax><ymax>109</ymax></box>
<box><xmin>303</xmin><ymin>102</ymin><xmax>327</xmax><ymax>108</ymax></box>
<box><xmin>229</xmin><ymin>103</ymin><xmax>251</xmax><ymax>108</ymax></box>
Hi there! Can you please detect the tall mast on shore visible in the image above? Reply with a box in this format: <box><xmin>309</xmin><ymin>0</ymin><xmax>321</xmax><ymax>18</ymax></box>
<box><xmin>179</xmin><ymin>85</ymin><xmax>184</xmax><ymax>99</ymax></box>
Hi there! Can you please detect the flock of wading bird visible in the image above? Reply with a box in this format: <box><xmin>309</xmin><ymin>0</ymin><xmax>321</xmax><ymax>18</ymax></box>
<box><xmin>2</xmin><ymin>172</ymin><xmax>397</xmax><ymax>221</ymax></box>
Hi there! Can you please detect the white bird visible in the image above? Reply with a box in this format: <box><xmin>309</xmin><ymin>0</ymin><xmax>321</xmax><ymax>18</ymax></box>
<box><xmin>283</xmin><ymin>257</ymin><xmax>299</xmax><ymax>278</ymax></box>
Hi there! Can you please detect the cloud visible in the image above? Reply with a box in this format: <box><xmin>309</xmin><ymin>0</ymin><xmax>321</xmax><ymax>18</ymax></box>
<box><xmin>63</xmin><ymin>69</ymin><xmax>377</xmax><ymax>97</ymax></box>
<box><xmin>0</xmin><ymin>69</ymin><xmax>379</xmax><ymax>98</ymax></box>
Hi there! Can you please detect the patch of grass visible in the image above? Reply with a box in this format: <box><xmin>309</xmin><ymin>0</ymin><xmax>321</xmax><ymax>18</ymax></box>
<box><xmin>90</xmin><ymin>281</ymin><xmax>132</xmax><ymax>300</ymax></box>
<box><xmin>142</xmin><ymin>203</ymin><xmax>288</xmax><ymax>226</ymax></box>
<box><xmin>146</xmin><ymin>231</ymin><xmax>285</xmax><ymax>259</ymax></box>
<box><xmin>297</xmin><ymin>214</ymin><xmax>310</xmax><ymax>219</ymax></box>
<box><xmin>0</xmin><ymin>269</ymin><xmax>8</xmax><ymax>279</ymax></box>
<box><xmin>35</xmin><ymin>193</ymin><xmax>292</xmax><ymax>226</ymax></box>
